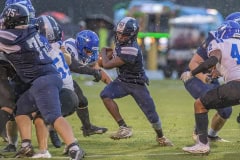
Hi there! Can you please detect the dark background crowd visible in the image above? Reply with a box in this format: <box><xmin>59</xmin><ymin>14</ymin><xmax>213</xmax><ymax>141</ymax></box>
<box><xmin>0</xmin><ymin>0</ymin><xmax>239</xmax><ymax>23</ymax></box>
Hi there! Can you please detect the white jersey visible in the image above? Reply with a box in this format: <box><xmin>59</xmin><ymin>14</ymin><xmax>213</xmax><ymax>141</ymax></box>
<box><xmin>208</xmin><ymin>38</ymin><xmax>240</xmax><ymax>82</ymax></box>
<box><xmin>62</xmin><ymin>38</ymin><xmax>96</xmax><ymax>66</ymax></box>
<box><xmin>48</xmin><ymin>42</ymin><xmax>74</xmax><ymax>91</ymax></box>
<box><xmin>62</xmin><ymin>38</ymin><xmax>79</xmax><ymax>61</ymax></box>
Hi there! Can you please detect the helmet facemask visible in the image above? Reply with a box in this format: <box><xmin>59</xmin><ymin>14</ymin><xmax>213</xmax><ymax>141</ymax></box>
<box><xmin>37</xmin><ymin>15</ymin><xmax>62</xmax><ymax>43</ymax></box>
<box><xmin>76</xmin><ymin>30</ymin><xmax>99</xmax><ymax>64</ymax></box>
<box><xmin>114</xmin><ymin>17</ymin><xmax>139</xmax><ymax>45</ymax></box>
<box><xmin>5</xmin><ymin>0</ymin><xmax>36</xmax><ymax>24</ymax></box>
<box><xmin>1</xmin><ymin>3</ymin><xmax>29</xmax><ymax>29</ymax></box>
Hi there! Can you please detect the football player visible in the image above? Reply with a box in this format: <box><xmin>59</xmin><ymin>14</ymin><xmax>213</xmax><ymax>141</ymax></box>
<box><xmin>181</xmin><ymin>20</ymin><xmax>240</xmax><ymax>154</ymax></box>
<box><xmin>181</xmin><ymin>12</ymin><xmax>240</xmax><ymax>143</ymax></box>
<box><xmin>35</xmin><ymin>15</ymin><xmax>107</xmax><ymax>154</ymax></box>
<box><xmin>99</xmin><ymin>17</ymin><xmax>173</xmax><ymax>146</ymax></box>
<box><xmin>62</xmin><ymin>30</ymin><xmax>112</xmax><ymax>136</ymax></box>
<box><xmin>181</xmin><ymin>33</ymin><xmax>232</xmax><ymax>142</ymax></box>
<box><xmin>0</xmin><ymin>3</ymin><xmax>85</xmax><ymax>159</ymax></box>
<box><xmin>5</xmin><ymin>0</ymin><xmax>36</xmax><ymax>24</ymax></box>
<box><xmin>62</xmin><ymin>30</ymin><xmax>112</xmax><ymax>84</ymax></box>
<box><xmin>0</xmin><ymin>0</ymin><xmax>36</xmax><ymax>153</ymax></box>
<box><xmin>0</xmin><ymin>53</ymin><xmax>23</xmax><ymax>153</ymax></box>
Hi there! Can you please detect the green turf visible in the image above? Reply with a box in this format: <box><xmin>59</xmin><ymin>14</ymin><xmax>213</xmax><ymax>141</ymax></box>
<box><xmin>1</xmin><ymin>78</ymin><xmax>240</xmax><ymax>160</ymax></box>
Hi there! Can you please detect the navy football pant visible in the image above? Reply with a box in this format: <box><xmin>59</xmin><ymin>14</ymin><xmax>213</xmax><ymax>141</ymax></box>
<box><xmin>184</xmin><ymin>77</ymin><xmax>232</xmax><ymax>119</ymax></box>
<box><xmin>101</xmin><ymin>79</ymin><xmax>160</xmax><ymax>123</ymax></box>
<box><xmin>16</xmin><ymin>74</ymin><xmax>63</xmax><ymax>124</ymax></box>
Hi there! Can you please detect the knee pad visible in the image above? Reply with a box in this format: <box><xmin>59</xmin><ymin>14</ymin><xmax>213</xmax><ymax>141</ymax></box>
<box><xmin>60</xmin><ymin>88</ymin><xmax>79</xmax><ymax>116</ymax></box>
<box><xmin>78</xmin><ymin>96</ymin><xmax>88</xmax><ymax>108</ymax></box>
<box><xmin>73</xmin><ymin>81</ymin><xmax>88</xmax><ymax>108</ymax></box>
<box><xmin>217</xmin><ymin>107</ymin><xmax>232</xmax><ymax>119</ymax></box>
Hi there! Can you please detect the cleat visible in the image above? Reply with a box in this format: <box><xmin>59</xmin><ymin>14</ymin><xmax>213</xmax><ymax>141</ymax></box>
<box><xmin>49</xmin><ymin>130</ymin><xmax>62</xmax><ymax>148</ymax></box>
<box><xmin>2</xmin><ymin>144</ymin><xmax>17</xmax><ymax>152</ymax></box>
<box><xmin>182</xmin><ymin>142</ymin><xmax>210</xmax><ymax>155</ymax></box>
<box><xmin>156</xmin><ymin>136</ymin><xmax>174</xmax><ymax>146</ymax></box>
<box><xmin>110</xmin><ymin>126</ymin><xmax>132</xmax><ymax>140</ymax></box>
<box><xmin>14</xmin><ymin>144</ymin><xmax>34</xmax><ymax>158</ymax></box>
<box><xmin>63</xmin><ymin>139</ymin><xmax>78</xmax><ymax>155</ymax></box>
<box><xmin>81</xmin><ymin>125</ymin><xmax>108</xmax><ymax>137</ymax></box>
<box><xmin>208</xmin><ymin>135</ymin><xmax>230</xmax><ymax>142</ymax></box>
<box><xmin>32</xmin><ymin>150</ymin><xmax>52</xmax><ymax>158</ymax></box>
<box><xmin>69</xmin><ymin>148</ymin><xmax>85</xmax><ymax>160</ymax></box>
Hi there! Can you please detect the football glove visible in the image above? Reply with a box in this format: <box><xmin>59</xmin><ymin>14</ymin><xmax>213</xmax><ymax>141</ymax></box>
<box><xmin>93</xmin><ymin>69</ymin><xmax>102</xmax><ymax>82</ymax></box>
<box><xmin>180</xmin><ymin>71</ymin><xmax>193</xmax><ymax>83</ymax></box>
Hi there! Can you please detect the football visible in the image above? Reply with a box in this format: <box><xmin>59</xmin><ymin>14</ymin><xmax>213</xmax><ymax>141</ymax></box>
<box><xmin>98</xmin><ymin>47</ymin><xmax>114</xmax><ymax>67</ymax></box>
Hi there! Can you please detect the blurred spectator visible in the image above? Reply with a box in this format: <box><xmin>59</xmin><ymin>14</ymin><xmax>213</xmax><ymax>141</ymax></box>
<box><xmin>78</xmin><ymin>20</ymin><xmax>86</xmax><ymax>31</ymax></box>
<box><xmin>98</xmin><ymin>21</ymin><xmax>108</xmax><ymax>50</ymax></box>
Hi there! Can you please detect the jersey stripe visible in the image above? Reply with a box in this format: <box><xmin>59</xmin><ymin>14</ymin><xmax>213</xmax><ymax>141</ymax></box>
<box><xmin>0</xmin><ymin>30</ymin><xmax>17</xmax><ymax>41</ymax></box>
<box><xmin>121</xmin><ymin>47</ymin><xmax>138</xmax><ymax>56</ymax></box>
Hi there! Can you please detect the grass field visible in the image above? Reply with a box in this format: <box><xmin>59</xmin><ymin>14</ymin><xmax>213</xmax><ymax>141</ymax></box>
<box><xmin>1</xmin><ymin>78</ymin><xmax>240</xmax><ymax>160</ymax></box>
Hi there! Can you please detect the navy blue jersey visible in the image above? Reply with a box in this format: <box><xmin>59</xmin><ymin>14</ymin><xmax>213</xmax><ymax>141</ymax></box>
<box><xmin>196</xmin><ymin>31</ymin><xmax>216</xmax><ymax>60</ymax></box>
<box><xmin>0</xmin><ymin>26</ymin><xmax>58</xmax><ymax>83</ymax></box>
<box><xmin>116</xmin><ymin>41</ymin><xmax>148</xmax><ymax>85</ymax></box>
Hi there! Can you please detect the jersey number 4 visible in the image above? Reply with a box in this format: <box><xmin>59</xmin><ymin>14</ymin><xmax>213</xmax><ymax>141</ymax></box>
<box><xmin>231</xmin><ymin>44</ymin><xmax>240</xmax><ymax>64</ymax></box>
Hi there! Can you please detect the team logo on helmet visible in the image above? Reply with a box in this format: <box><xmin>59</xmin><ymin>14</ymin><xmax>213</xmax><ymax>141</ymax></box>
<box><xmin>133</xmin><ymin>23</ymin><xmax>137</xmax><ymax>32</ymax></box>
<box><xmin>117</xmin><ymin>22</ymin><xmax>125</xmax><ymax>32</ymax></box>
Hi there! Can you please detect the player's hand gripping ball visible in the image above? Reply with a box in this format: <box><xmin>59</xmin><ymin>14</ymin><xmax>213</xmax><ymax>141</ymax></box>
<box><xmin>98</xmin><ymin>47</ymin><xmax>114</xmax><ymax>67</ymax></box>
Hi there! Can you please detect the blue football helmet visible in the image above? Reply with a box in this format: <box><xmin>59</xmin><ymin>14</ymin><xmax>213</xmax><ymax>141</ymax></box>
<box><xmin>75</xmin><ymin>30</ymin><xmax>99</xmax><ymax>64</ymax></box>
<box><xmin>1</xmin><ymin>3</ymin><xmax>29</xmax><ymax>29</ymax></box>
<box><xmin>216</xmin><ymin>20</ymin><xmax>240</xmax><ymax>39</ymax></box>
<box><xmin>225</xmin><ymin>12</ymin><xmax>240</xmax><ymax>24</ymax></box>
<box><xmin>36</xmin><ymin>15</ymin><xmax>63</xmax><ymax>43</ymax></box>
<box><xmin>5</xmin><ymin>0</ymin><xmax>35</xmax><ymax>24</ymax></box>
<box><xmin>114</xmin><ymin>17</ymin><xmax>139</xmax><ymax>45</ymax></box>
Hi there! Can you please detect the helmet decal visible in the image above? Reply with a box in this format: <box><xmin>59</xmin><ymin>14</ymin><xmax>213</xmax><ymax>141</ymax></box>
<box><xmin>115</xmin><ymin>17</ymin><xmax>139</xmax><ymax>45</ymax></box>
<box><xmin>75</xmin><ymin>30</ymin><xmax>99</xmax><ymax>64</ymax></box>
<box><xmin>1</xmin><ymin>3</ymin><xmax>29</xmax><ymax>29</ymax></box>
<box><xmin>36</xmin><ymin>15</ymin><xmax>62</xmax><ymax>43</ymax></box>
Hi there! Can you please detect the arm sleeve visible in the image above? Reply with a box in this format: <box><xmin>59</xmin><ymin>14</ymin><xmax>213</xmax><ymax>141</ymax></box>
<box><xmin>69</xmin><ymin>57</ymin><xmax>97</xmax><ymax>75</ymax></box>
<box><xmin>191</xmin><ymin>56</ymin><xmax>218</xmax><ymax>76</ymax></box>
